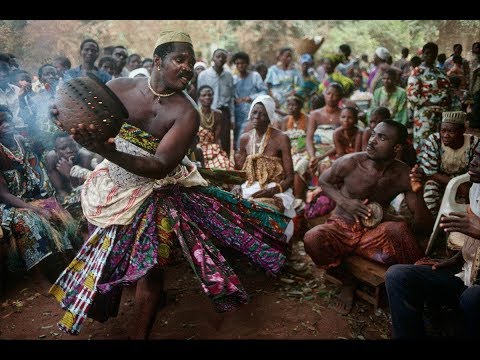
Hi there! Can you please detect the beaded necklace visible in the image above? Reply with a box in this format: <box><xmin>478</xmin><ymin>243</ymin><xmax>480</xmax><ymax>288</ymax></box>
<box><xmin>200</xmin><ymin>110</ymin><xmax>215</xmax><ymax>129</ymax></box>
<box><xmin>147</xmin><ymin>78</ymin><xmax>176</xmax><ymax>101</ymax></box>
<box><xmin>251</xmin><ymin>126</ymin><xmax>272</xmax><ymax>155</ymax></box>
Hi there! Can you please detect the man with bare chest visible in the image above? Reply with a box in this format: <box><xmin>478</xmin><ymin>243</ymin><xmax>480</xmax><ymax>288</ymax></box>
<box><xmin>304</xmin><ymin>120</ymin><xmax>433</xmax><ymax>314</ymax></box>
<box><xmin>49</xmin><ymin>31</ymin><xmax>291</xmax><ymax>340</ymax></box>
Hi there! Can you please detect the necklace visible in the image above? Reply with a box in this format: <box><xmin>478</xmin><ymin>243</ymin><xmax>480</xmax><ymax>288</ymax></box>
<box><xmin>200</xmin><ymin>110</ymin><xmax>215</xmax><ymax>129</ymax></box>
<box><xmin>147</xmin><ymin>78</ymin><xmax>176</xmax><ymax>101</ymax></box>
<box><xmin>343</xmin><ymin>129</ymin><xmax>356</xmax><ymax>148</ymax></box>
<box><xmin>251</xmin><ymin>126</ymin><xmax>272</xmax><ymax>155</ymax></box>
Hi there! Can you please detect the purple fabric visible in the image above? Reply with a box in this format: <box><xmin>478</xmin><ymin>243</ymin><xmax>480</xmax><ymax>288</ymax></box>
<box><xmin>305</xmin><ymin>191</ymin><xmax>336</xmax><ymax>219</ymax></box>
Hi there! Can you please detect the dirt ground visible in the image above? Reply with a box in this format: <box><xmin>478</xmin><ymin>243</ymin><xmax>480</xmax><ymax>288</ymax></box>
<box><xmin>0</xmin><ymin>240</ymin><xmax>392</xmax><ymax>341</ymax></box>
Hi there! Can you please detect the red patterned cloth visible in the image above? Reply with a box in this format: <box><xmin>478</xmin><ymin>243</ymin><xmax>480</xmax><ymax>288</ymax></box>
<box><xmin>198</xmin><ymin>127</ymin><xmax>233</xmax><ymax>170</ymax></box>
<box><xmin>305</xmin><ymin>215</ymin><xmax>422</xmax><ymax>269</ymax></box>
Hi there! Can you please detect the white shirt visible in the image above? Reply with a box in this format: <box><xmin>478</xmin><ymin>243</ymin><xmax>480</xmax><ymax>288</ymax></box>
<box><xmin>456</xmin><ymin>183</ymin><xmax>480</xmax><ymax>286</ymax></box>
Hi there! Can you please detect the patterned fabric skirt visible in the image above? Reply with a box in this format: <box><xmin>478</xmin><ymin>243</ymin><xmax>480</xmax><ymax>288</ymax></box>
<box><xmin>1</xmin><ymin>197</ymin><xmax>78</xmax><ymax>272</ymax></box>
<box><xmin>49</xmin><ymin>185</ymin><xmax>291</xmax><ymax>335</ymax></box>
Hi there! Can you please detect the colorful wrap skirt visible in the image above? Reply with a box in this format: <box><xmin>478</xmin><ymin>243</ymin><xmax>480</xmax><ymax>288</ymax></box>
<box><xmin>49</xmin><ymin>185</ymin><xmax>291</xmax><ymax>335</ymax></box>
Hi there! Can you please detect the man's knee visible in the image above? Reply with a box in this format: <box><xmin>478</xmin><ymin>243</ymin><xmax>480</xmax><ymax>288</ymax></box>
<box><xmin>303</xmin><ymin>226</ymin><xmax>323</xmax><ymax>253</ymax></box>
<box><xmin>460</xmin><ymin>285</ymin><xmax>480</xmax><ymax>313</ymax></box>
<box><xmin>383</xmin><ymin>221</ymin><xmax>410</xmax><ymax>236</ymax></box>
<box><xmin>385</xmin><ymin>264</ymin><xmax>413</xmax><ymax>287</ymax></box>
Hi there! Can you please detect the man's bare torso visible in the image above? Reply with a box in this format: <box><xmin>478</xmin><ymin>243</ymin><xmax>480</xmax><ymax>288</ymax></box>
<box><xmin>334</xmin><ymin>153</ymin><xmax>409</xmax><ymax>219</ymax></box>
<box><xmin>109</xmin><ymin>77</ymin><xmax>196</xmax><ymax>140</ymax></box>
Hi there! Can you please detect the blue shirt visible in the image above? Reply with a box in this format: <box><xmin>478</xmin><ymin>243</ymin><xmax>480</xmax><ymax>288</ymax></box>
<box><xmin>63</xmin><ymin>66</ymin><xmax>112</xmax><ymax>84</ymax></box>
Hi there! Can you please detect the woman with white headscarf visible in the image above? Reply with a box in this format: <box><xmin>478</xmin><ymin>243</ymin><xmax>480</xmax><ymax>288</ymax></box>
<box><xmin>128</xmin><ymin>68</ymin><xmax>150</xmax><ymax>78</ymax></box>
<box><xmin>235</xmin><ymin>95</ymin><xmax>296</xmax><ymax>239</ymax></box>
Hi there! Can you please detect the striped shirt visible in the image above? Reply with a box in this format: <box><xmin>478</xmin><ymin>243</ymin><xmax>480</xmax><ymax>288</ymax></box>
<box><xmin>419</xmin><ymin>132</ymin><xmax>480</xmax><ymax>176</ymax></box>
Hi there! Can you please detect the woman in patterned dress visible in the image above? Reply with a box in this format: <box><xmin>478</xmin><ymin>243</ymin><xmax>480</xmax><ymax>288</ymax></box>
<box><xmin>0</xmin><ymin>105</ymin><xmax>77</xmax><ymax>285</ymax></box>
<box><xmin>197</xmin><ymin>85</ymin><xmax>233</xmax><ymax>170</ymax></box>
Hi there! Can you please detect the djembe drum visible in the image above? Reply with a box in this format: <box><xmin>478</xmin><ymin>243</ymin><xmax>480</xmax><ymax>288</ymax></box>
<box><xmin>54</xmin><ymin>73</ymin><xmax>128</xmax><ymax>141</ymax></box>
<box><xmin>361</xmin><ymin>202</ymin><xmax>384</xmax><ymax>229</ymax></box>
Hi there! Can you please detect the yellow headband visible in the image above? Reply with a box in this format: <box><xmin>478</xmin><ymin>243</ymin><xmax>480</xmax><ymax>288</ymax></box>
<box><xmin>155</xmin><ymin>30</ymin><xmax>192</xmax><ymax>48</ymax></box>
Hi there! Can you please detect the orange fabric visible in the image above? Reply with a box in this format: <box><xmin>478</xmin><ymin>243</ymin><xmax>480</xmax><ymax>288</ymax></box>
<box><xmin>286</xmin><ymin>113</ymin><xmax>307</xmax><ymax>131</ymax></box>
<box><xmin>307</xmin><ymin>215</ymin><xmax>422</xmax><ymax>269</ymax></box>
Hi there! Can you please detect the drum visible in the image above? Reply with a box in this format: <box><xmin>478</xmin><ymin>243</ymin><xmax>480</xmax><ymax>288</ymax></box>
<box><xmin>361</xmin><ymin>202</ymin><xmax>383</xmax><ymax>228</ymax></box>
<box><xmin>54</xmin><ymin>73</ymin><xmax>128</xmax><ymax>140</ymax></box>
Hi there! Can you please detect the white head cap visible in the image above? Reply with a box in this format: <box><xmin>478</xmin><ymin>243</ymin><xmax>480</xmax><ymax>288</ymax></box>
<box><xmin>193</xmin><ymin>61</ymin><xmax>207</xmax><ymax>71</ymax></box>
<box><xmin>248</xmin><ymin>95</ymin><xmax>276</xmax><ymax>122</ymax></box>
<box><xmin>375</xmin><ymin>47</ymin><xmax>390</xmax><ymax>61</ymax></box>
<box><xmin>128</xmin><ymin>68</ymin><xmax>150</xmax><ymax>78</ymax></box>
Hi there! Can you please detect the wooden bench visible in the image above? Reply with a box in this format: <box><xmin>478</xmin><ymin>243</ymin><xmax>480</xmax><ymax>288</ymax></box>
<box><xmin>325</xmin><ymin>255</ymin><xmax>388</xmax><ymax>311</ymax></box>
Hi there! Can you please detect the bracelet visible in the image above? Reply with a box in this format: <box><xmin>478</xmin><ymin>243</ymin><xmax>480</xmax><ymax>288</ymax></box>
<box><xmin>276</xmin><ymin>183</ymin><xmax>283</xmax><ymax>193</ymax></box>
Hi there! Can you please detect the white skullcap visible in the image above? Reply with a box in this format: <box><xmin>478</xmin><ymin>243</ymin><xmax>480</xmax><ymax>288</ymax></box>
<box><xmin>128</xmin><ymin>68</ymin><xmax>150</xmax><ymax>78</ymax></box>
<box><xmin>193</xmin><ymin>61</ymin><xmax>207</xmax><ymax>71</ymax></box>
<box><xmin>248</xmin><ymin>95</ymin><xmax>276</xmax><ymax>122</ymax></box>
<box><xmin>375</xmin><ymin>47</ymin><xmax>390</xmax><ymax>61</ymax></box>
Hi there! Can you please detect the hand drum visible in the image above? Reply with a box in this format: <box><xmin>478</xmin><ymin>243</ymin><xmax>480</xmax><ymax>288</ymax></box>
<box><xmin>361</xmin><ymin>202</ymin><xmax>384</xmax><ymax>228</ymax></box>
<box><xmin>54</xmin><ymin>73</ymin><xmax>128</xmax><ymax>141</ymax></box>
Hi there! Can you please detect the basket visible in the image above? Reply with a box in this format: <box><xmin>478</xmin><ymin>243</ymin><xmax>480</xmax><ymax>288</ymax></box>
<box><xmin>54</xmin><ymin>73</ymin><xmax>128</xmax><ymax>140</ymax></box>
<box><xmin>295</xmin><ymin>36</ymin><xmax>324</xmax><ymax>56</ymax></box>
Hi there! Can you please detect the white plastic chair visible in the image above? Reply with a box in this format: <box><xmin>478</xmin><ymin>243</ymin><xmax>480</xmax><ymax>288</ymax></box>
<box><xmin>425</xmin><ymin>173</ymin><xmax>471</xmax><ymax>255</ymax></box>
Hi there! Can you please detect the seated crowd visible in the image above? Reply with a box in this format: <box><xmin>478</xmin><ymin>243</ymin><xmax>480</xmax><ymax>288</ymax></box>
<box><xmin>1</xmin><ymin>36</ymin><xmax>480</xmax><ymax>339</ymax></box>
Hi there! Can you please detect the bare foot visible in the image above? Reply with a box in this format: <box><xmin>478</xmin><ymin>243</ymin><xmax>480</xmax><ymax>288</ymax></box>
<box><xmin>330</xmin><ymin>283</ymin><xmax>356</xmax><ymax>315</ymax></box>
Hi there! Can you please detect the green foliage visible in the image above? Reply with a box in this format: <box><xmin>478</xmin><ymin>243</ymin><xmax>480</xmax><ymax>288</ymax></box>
<box><xmin>0</xmin><ymin>20</ymin><xmax>27</xmax><ymax>30</ymax></box>
<box><xmin>4</xmin><ymin>20</ymin><xmax>479</xmax><ymax>76</ymax></box>
<box><xmin>0</xmin><ymin>20</ymin><xmax>28</xmax><ymax>59</ymax></box>
<box><xmin>288</xmin><ymin>20</ymin><xmax>442</xmax><ymax>61</ymax></box>
<box><xmin>229</xmin><ymin>20</ymin><xmax>304</xmax><ymax>64</ymax></box>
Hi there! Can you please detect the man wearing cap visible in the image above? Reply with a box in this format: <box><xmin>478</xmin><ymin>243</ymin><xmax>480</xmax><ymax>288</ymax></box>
<box><xmin>49</xmin><ymin>31</ymin><xmax>291</xmax><ymax>339</ymax></box>
<box><xmin>386</xmin><ymin>145</ymin><xmax>480</xmax><ymax>337</ymax></box>
<box><xmin>407</xmin><ymin>42</ymin><xmax>451</xmax><ymax>152</ymax></box>
<box><xmin>367</xmin><ymin>46</ymin><xmax>390</xmax><ymax>94</ymax></box>
<box><xmin>418</xmin><ymin>111</ymin><xmax>480</xmax><ymax>216</ymax></box>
